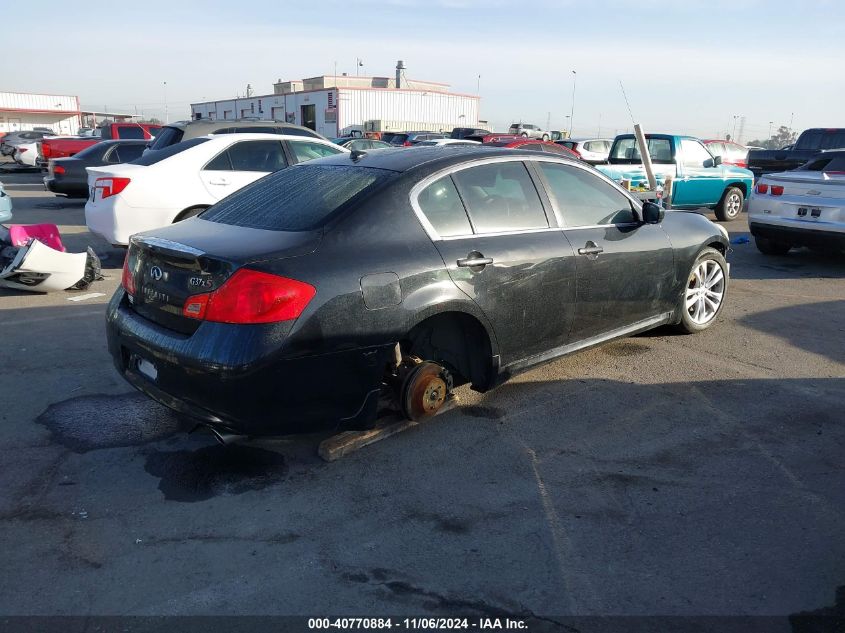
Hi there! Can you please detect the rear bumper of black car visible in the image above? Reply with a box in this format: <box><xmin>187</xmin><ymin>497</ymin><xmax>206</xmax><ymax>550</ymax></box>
<box><xmin>43</xmin><ymin>176</ymin><xmax>88</xmax><ymax>197</ymax></box>
<box><xmin>105</xmin><ymin>289</ymin><xmax>392</xmax><ymax>436</ymax></box>
<box><xmin>750</xmin><ymin>222</ymin><xmax>845</xmax><ymax>250</ymax></box>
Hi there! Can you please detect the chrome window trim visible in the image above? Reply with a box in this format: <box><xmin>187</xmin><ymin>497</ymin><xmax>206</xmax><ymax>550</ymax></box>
<box><xmin>410</xmin><ymin>155</ymin><xmax>645</xmax><ymax>241</ymax></box>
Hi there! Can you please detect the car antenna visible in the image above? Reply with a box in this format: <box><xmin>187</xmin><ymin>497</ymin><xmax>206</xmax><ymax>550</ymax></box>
<box><xmin>350</xmin><ymin>149</ymin><xmax>367</xmax><ymax>162</ymax></box>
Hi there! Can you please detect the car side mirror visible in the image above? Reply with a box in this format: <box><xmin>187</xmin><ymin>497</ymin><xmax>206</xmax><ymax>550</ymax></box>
<box><xmin>642</xmin><ymin>201</ymin><xmax>664</xmax><ymax>224</ymax></box>
<box><xmin>703</xmin><ymin>158</ymin><xmax>715</xmax><ymax>168</ymax></box>
<box><xmin>713</xmin><ymin>155</ymin><xmax>722</xmax><ymax>166</ymax></box>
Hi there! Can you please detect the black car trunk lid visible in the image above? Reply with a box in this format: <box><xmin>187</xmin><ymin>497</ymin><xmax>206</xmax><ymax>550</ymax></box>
<box><xmin>125</xmin><ymin>222</ymin><xmax>321</xmax><ymax>335</ymax></box>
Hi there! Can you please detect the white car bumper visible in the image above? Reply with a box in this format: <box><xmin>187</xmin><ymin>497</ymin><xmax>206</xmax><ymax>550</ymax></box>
<box><xmin>0</xmin><ymin>188</ymin><xmax>12</xmax><ymax>223</ymax></box>
<box><xmin>85</xmin><ymin>196</ymin><xmax>180</xmax><ymax>246</ymax></box>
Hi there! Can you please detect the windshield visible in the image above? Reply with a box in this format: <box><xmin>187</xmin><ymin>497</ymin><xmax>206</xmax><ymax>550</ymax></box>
<box><xmin>203</xmin><ymin>165</ymin><xmax>397</xmax><ymax>231</ymax></box>
<box><xmin>609</xmin><ymin>137</ymin><xmax>675</xmax><ymax>164</ymax></box>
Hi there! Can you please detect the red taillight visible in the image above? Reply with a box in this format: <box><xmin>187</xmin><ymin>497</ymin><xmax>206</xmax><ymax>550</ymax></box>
<box><xmin>53</xmin><ymin>165</ymin><xmax>66</xmax><ymax>175</ymax></box>
<box><xmin>403</xmin><ymin>141</ymin><xmax>412</xmax><ymax>146</ymax></box>
<box><xmin>770</xmin><ymin>185</ymin><xmax>784</xmax><ymax>196</ymax></box>
<box><xmin>755</xmin><ymin>183</ymin><xmax>768</xmax><ymax>194</ymax></box>
<box><xmin>121</xmin><ymin>253</ymin><xmax>136</xmax><ymax>295</ymax></box>
<box><xmin>94</xmin><ymin>177</ymin><xmax>131</xmax><ymax>199</ymax></box>
<box><xmin>42</xmin><ymin>143</ymin><xmax>52</xmax><ymax>158</ymax></box>
<box><xmin>182</xmin><ymin>269</ymin><xmax>316</xmax><ymax>324</ymax></box>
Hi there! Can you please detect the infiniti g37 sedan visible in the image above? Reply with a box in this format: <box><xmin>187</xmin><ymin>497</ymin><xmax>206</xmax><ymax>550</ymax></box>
<box><xmin>107</xmin><ymin>146</ymin><xmax>730</xmax><ymax>437</ymax></box>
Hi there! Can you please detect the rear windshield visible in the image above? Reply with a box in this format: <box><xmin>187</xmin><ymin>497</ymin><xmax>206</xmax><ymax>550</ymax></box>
<box><xmin>795</xmin><ymin>130</ymin><xmax>845</xmax><ymax>151</ymax></box>
<box><xmin>130</xmin><ymin>137</ymin><xmax>209</xmax><ymax>166</ymax></box>
<box><xmin>73</xmin><ymin>142</ymin><xmax>111</xmax><ymax>160</ymax></box>
<box><xmin>203</xmin><ymin>165</ymin><xmax>396</xmax><ymax>231</ymax></box>
<box><xmin>799</xmin><ymin>155</ymin><xmax>845</xmax><ymax>172</ymax></box>
<box><xmin>147</xmin><ymin>126</ymin><xmax>184</xmax><ymax>150</ymax></box>
<box><xmin>387</xmin><ymin>134</ymin><xmax>408</xmax><ymax>144</ymax></box>
<box><xmin>609</xmin><ymin>137</ymin><xmax>675</xmax><ymax>164</ymax></box>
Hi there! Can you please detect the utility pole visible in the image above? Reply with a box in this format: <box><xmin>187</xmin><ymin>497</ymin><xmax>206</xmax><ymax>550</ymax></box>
<box><xmin>477</xmin><ymin>74</ymin><xmax>481</xmax><ymax>95</ymax></box>
<box><xmin>768</xmin><ymin>121</ymin><xmax>774</xmax><ymax>139</ymax></box>
<box><xmin>163</xmin><ymin>81</ymin><xmax>168</xmax><ymax>124</ymax></box>
<box><xmin>569</xmin><ymin>70</ymin><xmax>577</xmax><ymax>138</ymax></box>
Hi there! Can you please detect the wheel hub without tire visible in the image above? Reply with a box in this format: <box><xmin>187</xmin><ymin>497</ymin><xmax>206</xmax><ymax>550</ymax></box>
<box><xmin>399</xmin><ymin>361</ymin><xmax>451</xmax><ymax>421</ymax></box>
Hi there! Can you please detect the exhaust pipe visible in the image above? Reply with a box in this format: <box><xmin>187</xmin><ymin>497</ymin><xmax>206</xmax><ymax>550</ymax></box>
<box><xmin>209</xmin><ymin>427</ymin><xmax>247</xmax><ymax>445</ymax></box>
<box><xmin>188</xmin><ymin>422</ymin><xmax>246</xmax><ymax>445</ymax></box>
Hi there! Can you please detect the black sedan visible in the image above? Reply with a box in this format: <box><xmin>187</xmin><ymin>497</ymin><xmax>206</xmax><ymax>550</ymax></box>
<box><xmin>43</xmin><ymin>140</ymin><xmax>147</xmax><ymax>198</ymax></box>
<box><xmin>107</xmin><ymin>146</ymin><xmax>730</xmax><ymax>438</ymax></box>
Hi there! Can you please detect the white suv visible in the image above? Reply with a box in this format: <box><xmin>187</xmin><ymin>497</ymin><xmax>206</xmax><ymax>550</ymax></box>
<box><xmin>508</xmin><ymin>123</ymin><xmax>548</xmax><ymax>141</ymax></box>
<box><xmin>748</xmin><ymin>151</ymin><xmax>845</xmax><ymax>255</ymax></box>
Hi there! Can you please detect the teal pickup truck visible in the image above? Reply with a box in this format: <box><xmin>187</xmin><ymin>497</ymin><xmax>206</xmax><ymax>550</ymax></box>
<box><xmin>597</xmin><ymin>134</ymin><xmax>755</xmax><ymax>221</ymax></box>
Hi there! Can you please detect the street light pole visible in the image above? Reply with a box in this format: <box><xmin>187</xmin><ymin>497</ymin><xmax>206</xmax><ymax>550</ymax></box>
<box><xmin>163</xmin><ymin>81</ymin><xmax>168</xmax><ymax>124</ymax></box>
<box><xmin>477</xmin><ymin>74</ymin><xmax>481</xmax><ymax>96</ymax></box>
<box><xmin>569</xmin><ymin>70</ymin><xmax>577</xmax><ymax>138</ymax></box>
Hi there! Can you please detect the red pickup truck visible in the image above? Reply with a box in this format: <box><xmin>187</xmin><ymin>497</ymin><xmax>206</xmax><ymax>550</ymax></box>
<box><xmin>38</xmin><ymin>123</ymin><xmax>161</xmax><ymax>166</ymax></box>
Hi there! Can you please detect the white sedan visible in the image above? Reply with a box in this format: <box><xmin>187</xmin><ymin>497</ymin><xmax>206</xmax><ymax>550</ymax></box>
<box><xmin>748</xmin><ymin>151</ymin><xmax>845</xmax><ymax>255</ymax></box>
<box><xmin>85</xmin><ymin>133</ymin><xmax>347</xmax><ymax>246</ymax></box>
<box><xmin>13</xmin><ymin>141</ymin><xmax>40</xmax><ymax>167</ymax></box>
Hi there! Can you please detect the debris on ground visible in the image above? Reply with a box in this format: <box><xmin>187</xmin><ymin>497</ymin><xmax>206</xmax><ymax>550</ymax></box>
<box><xmin>0</xmin><ymin>223</ymin><xmax>103</xmax><ymax>292</ymax></box>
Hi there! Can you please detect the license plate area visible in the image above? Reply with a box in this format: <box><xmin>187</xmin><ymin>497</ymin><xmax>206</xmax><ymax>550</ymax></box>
<box><xmin>132</xmin><ymin>355</ymin><xmax>158</xmax><ymax>382</ymax></box>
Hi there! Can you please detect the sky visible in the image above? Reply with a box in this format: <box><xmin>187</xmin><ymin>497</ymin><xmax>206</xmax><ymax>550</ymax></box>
<box><xmin>4</xmin><ymin>0</ymin><xmax>844</xmax><ymax>142</ymax></box>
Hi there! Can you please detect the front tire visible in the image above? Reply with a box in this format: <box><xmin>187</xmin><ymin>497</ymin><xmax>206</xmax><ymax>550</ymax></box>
<box><xmin>520</xmin><ymin>132</ymin><xmax>528</xmax><ymax>138</ymax></box>
<box><xmin>715</xmin><ymin>186</ymin><xmax>744</xmax><ymax>221</ymax></box>
<box><xmin>674</xmin><ymin>247</ymin><xmax>728</xmax><ymax>334</ymax></box>
<box><xmin>754</xmin><ymin>235</ymin><xmax>791</xmax><ymax>255</ymax></box>
<box><xmin>541</xmin><ymin>134</ymin><xmax>549</xmax><ymax>141</ymax></box>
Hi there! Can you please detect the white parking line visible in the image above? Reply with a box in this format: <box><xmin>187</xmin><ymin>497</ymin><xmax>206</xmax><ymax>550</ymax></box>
<box><xmin>67</xmin><ymin>292</ymin><xmax>106</xmax><ymax>302</ymax></box>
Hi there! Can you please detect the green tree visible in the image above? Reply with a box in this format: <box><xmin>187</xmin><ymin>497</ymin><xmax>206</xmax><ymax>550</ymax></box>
<box><xmin>748</xmin><ymin>126</ymin><xmax>797</xmax><ymax>150</ymax></box>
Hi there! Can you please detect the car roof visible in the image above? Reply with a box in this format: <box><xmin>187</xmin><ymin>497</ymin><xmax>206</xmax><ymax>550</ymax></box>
<box><xmin>164</xmin><ymin>119</ymin><xmax>316</xmax><ymax>132</ymax></box>
<box><xmin>311</xmin><ymin>145</ymin><xmax>579</xmax><ymax>173</ymax></box>
<box><xmin>199</xmin><ymin>133</ymin><xmax>338</xmax><ymax>143</ymax></box>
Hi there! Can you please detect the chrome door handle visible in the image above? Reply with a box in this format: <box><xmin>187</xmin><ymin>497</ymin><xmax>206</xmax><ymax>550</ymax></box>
<box><xmin>578</xmin><ymin>246</ymin><xmax>604</xmax><ymax>255</ymax></box>
<box><xmin>209</xmin><ymin>178</ymin><xmax>229</xmax><ymax>185</ymax></box>
<box><xmin>457</xmin><ymin>257</ymin><xmax>494</xmax><ymax>267</ymax></box>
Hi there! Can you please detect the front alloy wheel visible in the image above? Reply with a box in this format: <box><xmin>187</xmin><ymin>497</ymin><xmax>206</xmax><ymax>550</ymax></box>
<box><xmin>675</xmin><ymin>248</ymin><xmax>728</xmax><ymax>333</ymax></box>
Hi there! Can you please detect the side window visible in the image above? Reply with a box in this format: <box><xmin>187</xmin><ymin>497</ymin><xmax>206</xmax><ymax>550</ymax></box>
<box><xmin>104</xmin><ymin>146</ymin><xmax>122</xmax><ymax>163</ymax></box>
<box><xmin>452</xmin><ymin>161</ymin><xmax>548</xmax><ymax>233</ymax></box>
<box><xmin>227</xmin><ymin>140</ymin><xmax>287</xmax><ymax>172</ymax></box>
<box><xmin>204</xmin><ymin>149</ymin><xmax>234</xmax><ymax>171</ymax></box>
<box><xmin>416</xmin><ymin>176</ymin><xmax>473</xmax><ymax>237</ymax></box>
<box><xmin>289</xmin><ymin>141</ymin><xmax>342</xmax><ymax>163</ymax></box>
<box><xmin>539</xmin><ymin>163</ymin><xmax>636</xmax><ymax>227</ymax></box>
<box><xmin>680</xmin><ymin>139</ymin><xmax>714</xmax><ymax>168</ymax></box>
<box><xmin>118</xmin><ymin>144</ymin><xmax>145</xmax><ymax>162</ymax></box>
<box><xmin>117</xmin><ymin>126</ymin><xmax>146</xmax><ymax>139</ymax></box>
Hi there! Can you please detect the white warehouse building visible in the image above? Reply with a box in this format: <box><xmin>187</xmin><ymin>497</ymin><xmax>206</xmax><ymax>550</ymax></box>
<box><xmin>191</xmin><ymin>64</ymin><xmax>481</xmax><ymax>138</ymax></box>
<box><xmin>0</xmin><ymin>91</ymin><xmax>81</xmax><ymax>135</ymax></box>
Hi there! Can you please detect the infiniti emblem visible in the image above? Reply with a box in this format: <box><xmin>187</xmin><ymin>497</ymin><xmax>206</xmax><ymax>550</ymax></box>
<box><xmin>150</xmin><ymin>266</ymin><xmax>163</xmax><ymax>281</ymax></box>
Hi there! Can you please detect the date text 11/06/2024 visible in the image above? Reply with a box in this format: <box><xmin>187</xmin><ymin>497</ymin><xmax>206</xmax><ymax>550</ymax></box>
<box><xmin>307</xmin><ymin>618</ymin><xmax>528</xmax><ymax>630</ymax></box>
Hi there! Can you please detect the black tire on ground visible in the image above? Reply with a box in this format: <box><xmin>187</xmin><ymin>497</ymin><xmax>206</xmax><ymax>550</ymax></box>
<box><xmin>715</xmin><ymin>186</ymin><xmax>744</xmax><ymax>221</ymax></box>
<box><xmin>174</xmin><ymin>206</ymin><xmax>208</xmax><ymax>222</ymax></box>
<box><xmin>754</xmin><ymin>235</ymin><xmax>791</xmax><ymax>256</ymax></box>
<box><xmin>674</xmin><ymin>247</ymin><xmax>729</xmax><ymax>334</ymax></box>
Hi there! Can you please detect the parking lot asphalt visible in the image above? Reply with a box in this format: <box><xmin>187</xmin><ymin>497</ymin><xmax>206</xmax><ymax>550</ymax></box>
<box><xmin>0</xmin><ymin>163</ymin><xmax>843</xmax><ymax>622</ymax></box>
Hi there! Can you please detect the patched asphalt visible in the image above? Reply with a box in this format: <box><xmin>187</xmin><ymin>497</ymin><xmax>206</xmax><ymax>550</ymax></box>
<box><xmin>0</xmin><ymin>167</ymin><xmax>843</xmax><ymax>619</ymax></box>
